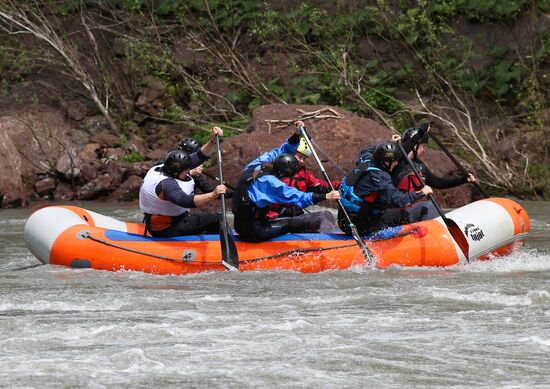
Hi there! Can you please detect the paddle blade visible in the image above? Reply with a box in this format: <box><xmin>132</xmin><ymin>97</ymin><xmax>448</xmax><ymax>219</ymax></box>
<box><xmin>348</xmin><ymin>224</ymin><xmax>376</xmax><ymax>268</ymax></box>
<box><xmin>220</xmin><ymin>222</ymin><xmax>239</xmax><ymax>271</ymax></box>
<box><xmin>444</xmin><ymin>217</ymin><xmax>469</xmax><ymax>261</ymax></box>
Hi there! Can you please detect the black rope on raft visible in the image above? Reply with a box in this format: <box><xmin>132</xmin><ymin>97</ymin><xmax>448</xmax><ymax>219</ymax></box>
<box><xmin>82</xmin><ymin>227</ymin><xmax>418</xmax><ymax>266</ymax></box>
<box><xmin>83</xmin><ymin>232</ymin><xmax>215</xmax><ymax>263</ymax></box>
<box><xmin>240</xmin><ymin>243</ymin><xmax>359</xmax><ymax>263</ymax></box>
<box><xmin>82</xmin><ymin>231</ymin><xmax>359</xmax><ymax>265</ymax></box>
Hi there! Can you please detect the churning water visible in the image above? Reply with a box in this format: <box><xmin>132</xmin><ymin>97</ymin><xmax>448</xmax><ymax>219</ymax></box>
<box><xmin>0</xmin><ymin>201</ymin><xmax>548</xmax><ymax>388</ymax></box>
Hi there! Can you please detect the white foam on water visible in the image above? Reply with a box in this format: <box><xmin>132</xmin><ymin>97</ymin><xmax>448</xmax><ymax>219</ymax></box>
<box><xmin>109</xmin><ymin>348</ymin><xmax>166</xmax><ymax>373</ymax></box>
<box><xmin>265</xmin><ymin>319</ymin><xmax>313</xmax><ymax>331</ymax></box>
<box><xmin>428</xmin><ymin>289</ymin><xmax>544</xmax><ymax>306</ymax></box>
<box><xmin>0</xmin><ymin>298</ymin><xmax>127</xmax><ymax>312</ymax></box>
<box><xmin>518</xmin><ymin>336</ymin><xmax>550</xmax><ymax>348</ymax></box>
<box><xmin>458</xmin><ymin>249</ymin><xmax>550</xmax><ymax>273</ymax></box>
<box><xmin>187</xmin><ymin>294</ymin><xmax>236</xmax><ymax>303</ymax></box>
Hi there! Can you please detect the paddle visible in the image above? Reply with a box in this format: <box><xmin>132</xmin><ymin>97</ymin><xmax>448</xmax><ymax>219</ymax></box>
<box><xmin>215</xmin><ymin>135</ymin><xmax>239</xmax><ymax>271</ymax></box>
<box><xmin>428</xmin><ymin>131</ymin><xmax>489</xmax><ymax>198</ymax></box>
<box><xmin>203</xmin><ymin>171</ymin><xmax>236</xmax><ymax>191</ymax></box>
<box><xmin>308</xmin><ymin>137</ymin><xmax>347</xmax><ymax>176</ymax></box>
<box><xmin>299</xmin><ymin>126</ymin><xmax>376</xmax><ymax>267</ymax></box>
<box><xmin>396</xmin><ymin>142</ymin><xmax>470</xmax><ymax>260</ymax></box>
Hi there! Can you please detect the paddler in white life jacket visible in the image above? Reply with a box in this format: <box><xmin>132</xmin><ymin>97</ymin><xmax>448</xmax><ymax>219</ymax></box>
<box><xmin>338</xmin><ymin>140</ymin><xmax>434</xmax><ymax>236</ymax></box>
<box><xmin>392</xmin><ymin>125</ymin><xmax>477</xmax><ymax>193</ymax></box>
<box><xmin>232</xmin><ymin>125</ymin><xmax>340</xmax><ymax>243</ymax></box>
<box><xmin>177</xmin><ymin>137</ymin><xmax>234</xmax><ymax>199</ymax></box>
<box><xmin>139</xmin><ymin>128</ymin><xmax>227</xmax><ymax>237</ymax></box>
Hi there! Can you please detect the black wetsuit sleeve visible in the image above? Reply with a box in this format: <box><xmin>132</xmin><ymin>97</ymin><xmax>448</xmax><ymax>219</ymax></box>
<box><xmin>193</xmin><ymin>174</ymin><xmax>216</xmax><ymax>193</ymax></box>
<box><xmin>156</xmin><ymin>178</ymin><xmax>196</xmax><ymax>208</ymax></box>
<box><xmin>306</xmin><ymin>183</ymin><xmax>331</xmax><ymax>194</ymax></box>
<box><xmin>424</xmin><ymin>164</ymin><xmax>467</xmax><ymax>189</ymax></box>
<box><xmin>312</xmin><ymin>193</ymin><xmax>327</xmax><ymax>204</ymax></box>
<box><xmin>193</xmin><ymin>174</ymin><xmax>234</xmax><ymax>198</ymax></box>
<box><xmin>189</xmin><ymin>150</ymin><xmax>209</xmax><ymax>169</ymax></box>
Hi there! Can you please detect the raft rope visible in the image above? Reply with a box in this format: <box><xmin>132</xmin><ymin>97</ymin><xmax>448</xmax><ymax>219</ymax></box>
<box><xmin>82</xmin><ymin>228</ymin><xmax>418</xmax><ymax>266</ymax></box>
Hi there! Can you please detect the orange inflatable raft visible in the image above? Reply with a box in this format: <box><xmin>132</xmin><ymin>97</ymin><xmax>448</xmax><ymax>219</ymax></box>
<box><xmin>23</xmin><ymin>198</ymin><xmax>529</xmax><ymax>275</ymax></box>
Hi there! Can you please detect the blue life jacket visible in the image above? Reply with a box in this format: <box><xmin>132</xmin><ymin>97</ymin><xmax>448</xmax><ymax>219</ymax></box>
<box><xmin>339</xmin><ymin>162</ymin><xmax>381</xmax><ymax>214</ymax></box>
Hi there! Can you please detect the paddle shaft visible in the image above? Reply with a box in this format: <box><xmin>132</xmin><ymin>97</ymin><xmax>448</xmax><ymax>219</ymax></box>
<box><xmin>203</xmin><ymin>171</ymin><xmax>236</xmax><ymax>191</ymax></box>
<box><xmin>215</xmin><ymin>135</ymin><xmax>239</xmax><ymax>271</ymax></box>
<box><xmin>299</xmin><ymin>127</ymin><xmax>375</xmax><ymax>266</ymax></box>
<box><xmin>215</xmin><ymin>136</ymin><xmax>228</xmax><ymax>217</ymax></box>
<box><xmin>429</xmin><ymin>132</ymin><xmax>489</xmax><ymax>198</ymax></box>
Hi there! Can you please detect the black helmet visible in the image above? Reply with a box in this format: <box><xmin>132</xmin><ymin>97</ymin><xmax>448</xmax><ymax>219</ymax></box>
<box><xmin>402</xmin><ymin>127</ymin><xmax>429</xmax><ymax>145</ymax></box>
<box><xmin>273</xmin><ymin>153</ymin><xmax>300</xmax><ymax>178</ymax></box>
<box><xmin>163</xmin><ymin>150</ymin><xmax>191</xmax><ymax>178</ymax></box>
<box><xmin>177</xmin><ymin>137</ymin><xmax>202</xmax><ymax>153</ymax></box>
<box><xmin>373</xmin><ymin>141</ymin><xmax>402</xmax><ymax>169</ymax></box>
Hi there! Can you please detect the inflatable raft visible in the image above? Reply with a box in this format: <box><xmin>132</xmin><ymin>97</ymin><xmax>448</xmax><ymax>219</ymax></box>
<box><xmin>24</xmin><ymin>198</ymin><xmax>529</xmax><ymax>275</ymax></box>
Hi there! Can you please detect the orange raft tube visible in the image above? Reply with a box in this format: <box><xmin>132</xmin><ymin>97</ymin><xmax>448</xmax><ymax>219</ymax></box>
<box><xmin>24</xmin><ymin>198</ymin><xmax>530</xmax><ymax>275</ymax></box>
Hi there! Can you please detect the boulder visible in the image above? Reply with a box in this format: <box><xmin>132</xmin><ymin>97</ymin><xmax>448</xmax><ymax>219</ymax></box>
<box><xmin>53</xmin><ymin>182</ymin><xmax>75</xmax><ymax>201</ymax></box>
<box><xmin>35</xmin><ymin>177</ymin><xmax>56</xmax><ymax>195</ymax></box>
<box><xmin>109</xmin><ymin>175</ymin><xmax>143</xmax><ymax>201</ymax></box>
<box><xmin>0</xmin><ymin>107</ymin><xmax>79</xmax><ymax>207</ymax></box>
<box><xmin>102</xmin><ymin>147</ymin><xmax>126</xmax><ymax>161</ymax></box>
<box><xmin>76</xmin><ymin>174</ymin><xmax>116</xmax><ymax>200</ymax></box>
<box><xmin>125</xmin><ymin>134</ymin><xmax>148</xmax><ymax>155</ymax></box>
<box><xmin>90</xmin><ymin>129</ymin><xmax>120</xmax><ymax>148</ymax></box>
<box><xmin>78</xmin><ymin>143</ymin><xmax>101</xmax><ymax>161</ymax></box>
<box><xmin>55</xmin><ymin>153</ymin><xmax>82</xmax><ymax>180</ymax></box>
<box><xmin>80</xmin><ymin>161</ymin><xmax>99</xmax><ymax>182</ymax></box>
<box><xmin>66</xmin><ymin>100</ymin><xmax>89</xmax><ymax>121</ymax></box>
<box><xmin>135</xmin><ymin>76</ymin><xmax>167</xmax><ymax>117</ymax></box>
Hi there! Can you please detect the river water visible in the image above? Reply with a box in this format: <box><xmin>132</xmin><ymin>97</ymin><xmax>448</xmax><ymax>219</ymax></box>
<box><xmin>1</xmin><ymin>200</ymin><xmax>549</xmax><ymax>388</ymax></box>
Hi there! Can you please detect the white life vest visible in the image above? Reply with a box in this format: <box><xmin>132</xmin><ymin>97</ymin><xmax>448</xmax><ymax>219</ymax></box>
<box><xmin>139</xmin><ymin>165</ymin><xmax>195</xmax><ymax>216</ymax></box>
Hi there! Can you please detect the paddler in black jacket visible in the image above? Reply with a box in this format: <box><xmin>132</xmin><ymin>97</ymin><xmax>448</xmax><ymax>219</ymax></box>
<box><xmin>392</xmin><ymin>125</ymin><xmax>477</xmax><ymax>193</ymax></box>
<box><xmin>339</xmin><ymin>140</ymin><xmax>434</xmax><ymax>236</ymax></box>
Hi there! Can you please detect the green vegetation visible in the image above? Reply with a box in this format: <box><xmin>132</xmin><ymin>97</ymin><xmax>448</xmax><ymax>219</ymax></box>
<box><xmin>0</xmin><ymin>0</ymin><xmax>548</xmax><ymax>198</ymax></box>
<box><xmin>122</xmin><ymin>150</ymin><xmax>145</xmax><ymax>163</ymax></box>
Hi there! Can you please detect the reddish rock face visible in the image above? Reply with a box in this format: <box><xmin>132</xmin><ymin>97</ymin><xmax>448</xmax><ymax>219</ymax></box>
<box><xmin>0</xmin><ymin>108</ymin><xmax>78</xmax><ymax>207</ymax></box>
<box><xmin>0</xmin><ymin>104</ymin><xmax>474</xmax><ymax>208</ymax></box>
<box><xmin>109</xmin><ymin>175</ymin><xmax>143</xmax><ymax>201</ymax></box>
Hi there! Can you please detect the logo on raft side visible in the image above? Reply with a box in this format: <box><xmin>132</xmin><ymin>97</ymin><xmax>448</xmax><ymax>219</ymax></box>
<box><xmin>464</xmin><ymin>223</ymin><xmax>485</xmax><ymax>241</ymax></box>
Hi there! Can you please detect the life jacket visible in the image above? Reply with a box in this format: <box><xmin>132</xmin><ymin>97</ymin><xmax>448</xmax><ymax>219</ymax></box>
<box><xmin>139</xmin><ymin>167</ymin><xmax>195</xmax><ymax>216</ymax></box>
<box><xmin>339</xmin><ymin>162</ymin><xmax>382</xmax><ymax>218</ymax></box>
<box><xmin>232</xmin><ymin>168</ymin><xmax>269</xmax><ymax>224</ymax></box>
<box><xmin>139</xmin><ymin>165</ymin><xmax>195</xmax><ymax>234</ymax></box>
<box><xmin>394</xmin><ymin>160</ymin><xmax>426</xmax><ymax>192</ymax></box>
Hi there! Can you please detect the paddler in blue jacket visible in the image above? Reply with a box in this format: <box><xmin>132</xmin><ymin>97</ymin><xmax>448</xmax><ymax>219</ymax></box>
<box><xmin>338</xmin><ymin>139</ymin><xmax>434</xmax><ymax>236</ymax></box>
<box><xmin>232</xmin><ymin>122</ymin><xmax>340</xmax><ymax>242</ymax></box>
